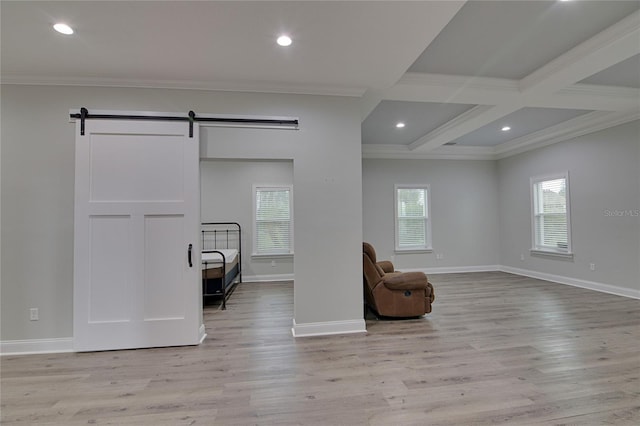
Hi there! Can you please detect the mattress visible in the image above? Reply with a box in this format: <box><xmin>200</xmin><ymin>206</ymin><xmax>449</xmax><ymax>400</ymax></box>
<box><xmin>201</xmin><ymin>249</ymin><xmax>238</xmax><ymax>279</ymax></box>
<box><xmin>202</xmin><ymin>249</ymin><xmax>237</xmax><ymax>266</ymax></box>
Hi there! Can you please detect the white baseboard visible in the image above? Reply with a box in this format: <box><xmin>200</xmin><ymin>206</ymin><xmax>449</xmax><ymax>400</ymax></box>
<box><xmin>199</xmin><ymin>324</ymin><xmax>207</xmax><ymax>343</ymax></box>
<box><xmin>407</xmin><ymin>264</ymin><xmax>638</xmax><ymax>299</ymax></box>
<box><xmin>500</xmin><ymin>265</ymin><xmax>640</xmax><ymax>299</ymax></box>
<box><xmin>291</xmin><ymin>318</ymin><xmax>367</xmax><ymax>338</ymax></box>
<box><xmin>1</xmin><ymin>337</ymin><xmax>74</xmax><ymax>356</ymax></box>
<box><xmin>404</xmin><ymin>265</ymin><xmax>501</xmax><ymax>275</ymax></box>
<box><xmin>242</xmin><ymin>273</ymin><xmax>294</xmax><ymax>283</ymax></box>
<box><xmin>4</xmin><ymin>267</ymin><xmax>634</xmax><ymax>355</ymax></box>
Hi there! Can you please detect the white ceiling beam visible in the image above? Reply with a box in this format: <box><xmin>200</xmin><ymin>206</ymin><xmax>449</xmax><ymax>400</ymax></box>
<box><xmin>381</xmin><ymin>73</ymin><xmax>639</xmax><ymax>112</ymax></box>
<box><xmin>409</xmin><ymin>104</ymin><xmax>520</xmax><ymax>152</ymax></box>
<box><xmin>519</xmin><ymin>9</ymin><xmax>640</xmax><ymax>93</ymax></box>
<box><xmin>386</xmin><ymin>73</ymin><xmax>520</xmax><ymax>105</ymax></box>
<box><xmin>525</xmin><ymin>85</ymin><xmax>640</xmax><ymax>112</ymax></box>
<box><xmin>402</xmin><ymin>9</ymin><xmax>640</xmax><ymax>152</ymax></box>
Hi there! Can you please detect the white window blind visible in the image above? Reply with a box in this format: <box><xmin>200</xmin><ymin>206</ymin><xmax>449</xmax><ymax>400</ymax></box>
<box><xmin>395</xmin><ymin>185</ymin><xmax>431</xmax><ymax>251</ymax></box>
<box><xmin>532</xmin><ymin>174</ymin><xmax>571</xmax><ymax>254</ymax></box>
<box><xmin>254</xmin><ymin>186</ymin><xmax>293</xmax><ymax>255</ymax></box>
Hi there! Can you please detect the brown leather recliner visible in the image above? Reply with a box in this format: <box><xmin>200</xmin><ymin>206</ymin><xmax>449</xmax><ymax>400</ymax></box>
<box><xmin>363</xmin><ymin>242</ymin><xmax>435</xmax><ymax>317</ymax></box>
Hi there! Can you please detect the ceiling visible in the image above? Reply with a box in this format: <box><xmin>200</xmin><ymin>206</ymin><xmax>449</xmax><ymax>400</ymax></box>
<box><xmin>2</xmin><ymin>1</ymin><xmax>639</xmax><ymax>160</ymax></box>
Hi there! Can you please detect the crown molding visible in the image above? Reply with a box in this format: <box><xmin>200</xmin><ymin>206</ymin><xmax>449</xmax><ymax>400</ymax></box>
<box><xmin>0</xmin><ymin>75</ymin><xmax>367</xmax><ymax>98</ymax></box>
<box><xmin>362</xmin><ymin>144</ymin><xmax>495</xmax><ymax>161</ymax></box>
<box><xmin>494</xmin><ymin>110</ymin><xmax>640</xmax><ymax>159</ymax></box>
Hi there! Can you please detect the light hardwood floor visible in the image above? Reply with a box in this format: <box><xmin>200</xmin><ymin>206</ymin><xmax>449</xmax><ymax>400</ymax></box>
<box><xmin>1</xmin><ymin>272</ymin><xmax>639</xmax><ymax>425</ymax></box>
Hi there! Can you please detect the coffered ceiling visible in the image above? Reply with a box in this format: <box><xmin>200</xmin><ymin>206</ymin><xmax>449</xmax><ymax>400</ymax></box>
<box><xmin>2</xmin><ymin>1</ymin><xmax>639</xmax><ymax>160</ymax></box>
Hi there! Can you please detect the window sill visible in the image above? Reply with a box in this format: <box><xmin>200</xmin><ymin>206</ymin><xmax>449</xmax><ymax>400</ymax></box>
<box><xmin>394</xmin><ymin>248</ymin><xmax>433</xmax><ymax>254</ymax></box>
<box><xmin>251</xmin><ymin>253</ymin><xmax>294</xmax><ymax>260</ymax></box>
<box><xmin>530</xmin><ymin>249</ymin><xmax>574</xmax><ymax>260</ymax></box>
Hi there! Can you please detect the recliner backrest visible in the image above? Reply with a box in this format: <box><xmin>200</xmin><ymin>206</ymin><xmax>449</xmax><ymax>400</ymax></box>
<box><xmin>362</xmin><ymin>243</ymin><xmax>383</xmax><ymax>291</ymax></box>
<box><xmin>363</xmin><ymin>242</ymin><xmax>377</xmax><ymax>264</ymax></box>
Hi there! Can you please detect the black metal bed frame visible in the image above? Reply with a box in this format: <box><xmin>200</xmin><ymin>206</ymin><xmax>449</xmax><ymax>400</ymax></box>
<box><xmin>201</xmin><ymin>222</ymin><xmax>242</xmax><ymax>310</ymax></box>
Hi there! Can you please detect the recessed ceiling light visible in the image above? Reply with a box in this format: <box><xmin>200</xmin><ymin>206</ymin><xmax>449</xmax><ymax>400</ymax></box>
<box><xmin>501</xmin><ymin>126</ymin><xmax>511</xmax><ymax>132</ymax></box>
<box><xmin>277</xmin><ymin>35</ymin><xmax>292</xmax><ymax>47</ymax></box>
<box><xmin>396</xmin><ymin>122</ymin><xmax>405</xmax><ymax>128</ymax></box>
<box><xmin>53</xmin><ymin>23</ymin><xmax>74</xmax><ymax>35</ymax></box>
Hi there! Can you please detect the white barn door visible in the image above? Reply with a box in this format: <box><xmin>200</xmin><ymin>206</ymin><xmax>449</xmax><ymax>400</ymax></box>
<box><xmin>74</xmin><ymin>118</ymin><xmax>201</xmax><ymax>352</ymax></box>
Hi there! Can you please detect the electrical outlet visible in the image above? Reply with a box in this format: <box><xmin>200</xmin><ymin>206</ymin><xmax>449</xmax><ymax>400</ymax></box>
<box><xmin>436</xmin><ymin>253</ymin><xmax>444</xmax><ymax>260</ymax></box>
<box><xmin>589</xmin><ymin>263</ymin><xmax>595</xmax><ymax>271</ymax></box>
<box><xmin>520</xmin><ymin>253</ymin><xmax>525</xmax><ymax>261</ymax></box>
<box><xmin>271</xmin><ymin>260</ymin><xmax>276</xmax><ymax>267</ymax></box>
<box><xmin>30</xmin><ymin>308</ymin><xmax>39</xmax><ymax>321</ymax></box>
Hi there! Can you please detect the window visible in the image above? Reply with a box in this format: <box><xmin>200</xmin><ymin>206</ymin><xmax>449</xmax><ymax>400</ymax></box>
<box><xmin>253</xmin><ymin>185</ymin><xmax>293</xmax><ymax>255</ymax></box>
<box><xmin>395</xmin><ymin>185</ymin><xmax>432</xmax><ymax>251</ymax></box>
<box><xmin>531</xmin><ymin>173</ymin><xmax>572</xmax><ymax>256</ymax></box>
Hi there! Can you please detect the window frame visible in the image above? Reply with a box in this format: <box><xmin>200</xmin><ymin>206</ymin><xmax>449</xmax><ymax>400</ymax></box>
<box><xmin>530</xmin><ymin>172</ymin><xmax>573</xmax><ymax>258</ymax></box>
<box><xmin>394</xmin><ymin>184</ymin><xmax>432</xmax><ymax>253</ymax></box>
<box><xmin>252</xmin><ymin>184</ymin><xmax>294</xmax><ymax>257</ymax></box>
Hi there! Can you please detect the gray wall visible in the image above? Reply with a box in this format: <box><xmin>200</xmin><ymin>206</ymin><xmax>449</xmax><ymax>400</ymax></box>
<box><xmin>200</xmin><ymin>121</ymin><xmax>364</xmax><ymax>325</ymax></box>
<box><xmin>1</xmin><ymin>84</ymin><xmax>363</xmax><ymax>341</ymax></box>
<box><xmin>363</xmin><ymin>159</ymin><xmax>500</xmax><ymax>270</ymax></box>
<box><xmin>497</xmin><ymin>120</ymin><xmax>640</xmax><ymax>291</ymax></box>
<box><xmin>200</xmin><ymin>159</ymin><xmax>294</xmax><ymax>279</ymax></box>
<box><xmin>2</xmin><ymin>82</ymin><xmax>637</xmax><ymax>343</ymax></box>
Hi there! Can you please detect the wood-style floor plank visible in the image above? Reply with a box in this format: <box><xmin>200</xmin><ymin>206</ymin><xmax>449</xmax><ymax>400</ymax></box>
<box><xmin>1</xmin><ymin>272</ymin><xmax>639</xmax><ymax>425</ymax></box>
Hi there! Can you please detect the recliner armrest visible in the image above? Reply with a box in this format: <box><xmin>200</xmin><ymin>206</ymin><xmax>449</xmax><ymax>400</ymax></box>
<box><xmin>383</xmin><ymin>272</ymin><xmax>428</xmax><ymax>290</ymax></box>
<box><xmin>377</xmin><ymin>260</ymin><xmax>395</xmax><ymax>273</ymax></box>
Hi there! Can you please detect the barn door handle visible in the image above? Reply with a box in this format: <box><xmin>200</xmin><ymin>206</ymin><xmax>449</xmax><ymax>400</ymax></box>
<box><xmin>188</xmin><ymin>244</ymin><xmax>193</xmax><ymax>267</ymax></box>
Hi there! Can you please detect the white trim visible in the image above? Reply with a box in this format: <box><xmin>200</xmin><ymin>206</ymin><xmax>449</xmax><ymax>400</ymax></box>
<box><xmin>427</xmin><ymin>145</ymin><xmax>497</xmax><ymax>161</ymax></box>
<box><xmin>5</xmin><ymin>75</ymin><xmax>366</xmax><ymax>97</ymax></box>
<box><xmin>500</xmin><ymin>266</ymin><xmax>640</xmax><ymax>300</ymax></box>
<box><xmin>362</xmin><ymin>144</ymin><xmax>496</xmax><ymax>160</ymax></box>
<box><xmin>530</xmin><ymin>249</ymin><xmax>574</xmax><ymax>260</ymax></box>
<box><xmin>1</xmin><ymin>338</ymin><xmax>74</xmax><ymax>356</ymax></box>
<box><xmin>530</xmin><ymin>172</ymin><xmax>572</xmax><ymax>255</ymax></box>
<box><xmin>2</xmin><ymin>268</ymin><xmax>636</xmax><ymax>354</ymax></box>
<box><xmin>399</xmin><ymin>72</ymin><xmax>519</xmax><ymax>95</ymax></box>
<box><xmin>404</xmin><ymin>265</ymin><xmax>501</xmax><ymax>275</ymax></box>
<box><xmin>395</xmin><ymin>249</ymin><xmax>433</xmax><ymax>255</ymax></box>
<box><xmin>362</xmin><ymin>112</ymin><xmax>639</xmax><ymax>161</ymax></box>
<box><xmin>388</xmin><ymin>74</ymin><xmax>639</xmax><ymax>113</ymax></box>
<box><xmin>409</xmin><ymin>105</ymin><xmax>495</xmax><ymax>151</ymax></box>
<box><xmin>558</xmin><ymin>82</ymin><xmax>640</xmax><ymax>102</ymax></box>
<box><xmin>394</xmin><ymin>184</ymin><xmax>432</xmax><ymax>251</ymax></box>
<box><xmin>518</xmin><ymin>9</ymin><xmax>640</xmax><ymax>93</ymax></box>
<box><xmin>1</xmin><ymin>328</ymin><xmax>207</xmax><ymax>356</ymax></box>
<box><xmin>404</xmin><ymin>265</ymin><xmax>639</xmax><ymax>300</ymax></box>
<box><xmin>251</xmin><ymin>253</ymin><xmax>294</xmax><ymax>259</ymax></box>
<box><xmin>243</xmin><ymin>273</ymin><xmax>295</xmax><ymax>283</ymax></box>
<box><xmin>253</xmin><ymin>184</ymin><xmax>294</xmax><ymax>256</ymax></box>
<box><xmin>291</xmin><ymin>319</ymin><xmax>367</xmax><ymax>338</ymax></box>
